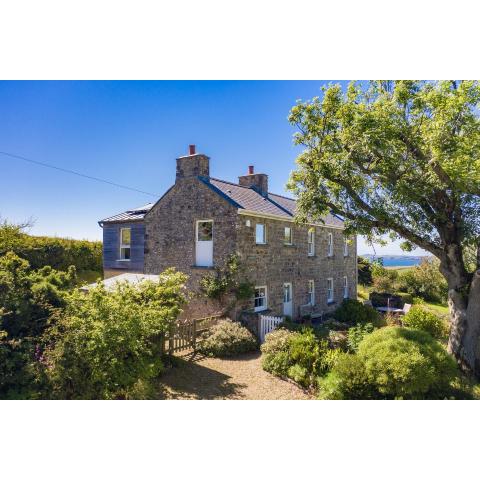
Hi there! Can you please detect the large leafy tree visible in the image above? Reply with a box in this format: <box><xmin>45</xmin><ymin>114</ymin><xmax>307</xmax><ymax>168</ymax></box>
<box><xmin>288</xmin><ymin>81</ymin><xmax>480</xmax><ymax>375</ymax></box>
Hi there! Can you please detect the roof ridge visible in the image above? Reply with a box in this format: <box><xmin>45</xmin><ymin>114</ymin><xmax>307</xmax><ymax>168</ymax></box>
<box><xmin>210</xmin><ymin>177</ymin><xmax>297</xmax><ymax>201</ymax></box>
<box><xmin>209</xmin><ymin>177</ymin><xmax>250</xmax><ymax>189</ymax></box>
<box><xmin>268</xmin><ymin>191</ymin><xmax>296</xmax><ymax>201</ymax></box>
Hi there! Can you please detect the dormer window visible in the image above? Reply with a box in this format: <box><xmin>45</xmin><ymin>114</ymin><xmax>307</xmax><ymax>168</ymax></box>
<box><xmin>120</xmin><ymin>228</ymin><xmax>131</xmax><ymax>260</ymax></box>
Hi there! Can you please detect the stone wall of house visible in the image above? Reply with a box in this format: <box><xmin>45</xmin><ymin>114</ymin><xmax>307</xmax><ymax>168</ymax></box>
<box><xmin>235</xmin><ymin>214</ymin><xmax>357</xmax><ymax>319</ymax></box>
<box><xmin>144</xmin><ymin>176</ymin><xmax>239</xmax><ymax>319</ymax></box>
<box><xmin>143</xmin><ymin>174</ymin><xmax>356</xmax><ymax>321</ymax></box>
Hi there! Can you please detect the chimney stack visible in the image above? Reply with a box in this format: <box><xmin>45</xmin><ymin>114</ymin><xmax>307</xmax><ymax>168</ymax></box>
<box><xmin>176</xmin><ymin>144</ymin><xmax>210</xmax><ymax>181</ymax></box>
<box><xmin>239</xmin><ymin>165</ymin><xmax>268</xmax><ymax>196</ymax></box>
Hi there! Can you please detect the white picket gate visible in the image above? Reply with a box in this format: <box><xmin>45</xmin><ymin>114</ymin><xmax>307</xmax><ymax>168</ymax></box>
<box><xmin>259</xmin><ymin>315</ymin><xmax>283</xmax><ymax>343</ymax></box>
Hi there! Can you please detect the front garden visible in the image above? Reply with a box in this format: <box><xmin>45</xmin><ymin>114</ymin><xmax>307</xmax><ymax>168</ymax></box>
<box><xmin>258</xmin><ymin>300</ymin><xmax>479</xmax><ymax>399</ymax></box>
<box><xmin>173</xmin><ymin>301</ymin><xmax>479</xmax><ymax>399</ymax></box>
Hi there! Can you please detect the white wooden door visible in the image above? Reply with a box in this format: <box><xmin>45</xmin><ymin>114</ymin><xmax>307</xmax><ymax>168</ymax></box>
<box><xmin>195</xmin><ymin>220</ymin><xmax>213</xmax><ymax>267</ymax></box>
<box><xmin>283</xmin><ymin>282</ymin><xmax>293</xmax><ymax>317</ymax></box>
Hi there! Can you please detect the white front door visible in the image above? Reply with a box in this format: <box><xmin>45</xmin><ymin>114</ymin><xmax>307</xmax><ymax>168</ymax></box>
<box><xmin>195</xmin><ymin>220</ymin><xmax>213</xmax><ymax>267</ymax></box>
<box><xmin>283</xmin><ymin>282</ymin><xmax>293</xmax><ymax>318</ymax></box>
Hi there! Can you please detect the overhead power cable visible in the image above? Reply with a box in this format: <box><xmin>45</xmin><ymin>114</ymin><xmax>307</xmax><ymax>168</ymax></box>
<box><xmin>0</xmin><ymin>150</ymin><xmax>160</xmax><ymax>198</ymax></box>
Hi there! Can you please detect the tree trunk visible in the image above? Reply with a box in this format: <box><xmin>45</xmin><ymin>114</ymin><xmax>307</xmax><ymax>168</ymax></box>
<box><xmin>446</xmin><ymin>270</ymin><xmax>480</xmax><ymax>377</ymax></box>
<box><xmin>441</xmin><ymin>244</ymin><xmax>480</xmax><ymax>377</ymax></box>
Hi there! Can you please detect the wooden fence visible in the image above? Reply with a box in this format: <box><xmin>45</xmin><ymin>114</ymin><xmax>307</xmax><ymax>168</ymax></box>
<box><xmin>162</xmin><ymin>314</ymin><xmax>223</xmax><ymax>354</ymax></box>
<box><xmin>259</xmin><ymin>315</ymin><xmax>283</xmax><ymax>343</ymax></box>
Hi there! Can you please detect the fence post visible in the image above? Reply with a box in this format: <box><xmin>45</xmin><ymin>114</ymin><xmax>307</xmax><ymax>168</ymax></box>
<box><xmin>168</xmin><ymin>326</ymin><xmax>174</xmax><ymax>355</ymax></box>
<box><xmin>192</xmin><ymin>320</ymin><xmax>197</xmax><ymax>351</ymax></box>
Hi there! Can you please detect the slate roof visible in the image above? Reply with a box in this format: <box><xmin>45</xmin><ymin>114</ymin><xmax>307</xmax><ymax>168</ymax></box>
<box><xmin>206</xmin><ymin>178</ymin><xmax>343</xmax><ymax>227</ymax></box>
<box><xmin>99</xmin><ymin>203</ymin><xmax>154</xmax><ymax>224</ymax></box>
<box><xmin>99</xmin><ymin>178</ymin><xmax>343</xmax><ymax>228</ymax></box>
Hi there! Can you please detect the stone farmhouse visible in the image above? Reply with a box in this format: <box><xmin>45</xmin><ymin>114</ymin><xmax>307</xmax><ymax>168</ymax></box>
<box><xmin>99</xmin><ymin>145</ymin><xmax>357</xmax><ymax>320</ymax></box>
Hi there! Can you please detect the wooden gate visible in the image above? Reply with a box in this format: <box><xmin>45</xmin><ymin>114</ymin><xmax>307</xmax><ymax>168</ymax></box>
<box><xmin>259</xmin><ymin>315</ymin><xmax>283</xmax><ymax>343</ymax></box>
<box><xmin>164</xmin><ymin>314</ymin><xmax>222</xmax><ymax>354</ymax></box>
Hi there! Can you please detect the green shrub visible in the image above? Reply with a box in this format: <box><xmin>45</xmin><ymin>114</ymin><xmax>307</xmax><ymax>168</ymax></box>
<box><xmin>333</xmin><ymin>299</ymin><xmax>381</xmax><ymax>326</ymax></box>
<box><xmin>0</xmin><ymin>252</ymin><xmax>77</xmax><ymax>398</ymax></box>
<box><xmin>0</xmin><ymin>333</ymin><xmax>39</xmax><ymax>399</ymax></box>
<box><xmin>44</xmin><ymin>269</ymin><xmax>187</xmax><ymax>399</ymax></box>
<box><xmin>262</xmin><ymin>350</ymin><xmax>291</xmax><ymax>377</ymax></box>
<box><xmin>357</xmin><ymin>327</ymin><xmax>458</xmax><ymax>399</ymax></box>
<box><xmin>397</xmin><ymin>259</ymin><xmax>448</xmax><ymax>303</ymax></box>
<box><xmin>396</xmin><ymin>292</ymin><xmax>414</xmax><ymax>305</ymax></box>
<box><xmin>277</xmin><ymin>319</ymin><xmax>303</xmax><ymax>332</ymax></box>
<box><xmin>347</xmin><ymin>323</ymin><xmax>375</xmax><ymax>352</ymax></box>
<box><xmin>371</xmin><ymin>262</ymin><xmax>399</xmax><ymax>292</ymax></box>
<box><xmin>358</xmin><ymin>256</ymin><xmax>373</xmax><ymax>285</ymax></box>
<box><xmin>318</xmin><ymin>353</ymin><xmax>376</xmax><ymax>400</ymax></box>
<box><xmin>261</xmin><ymin>329</ymin><xmax>296</xmax><ymax>356</ymax></box>
<box><xmin>402</xmin><ymin>306</ymin><xmax>448</xmax><ymax>339</ymax></box>
<box><xmin>287</xmin><ymin>364</ymin><xmax>310</xmax><ymax>387</ymax></box>
<box><xmin>0</xmin><ymin>252</ymin><xmax>76</xmax><ymax>338</ymax></box>
<box><xmin>198</xmin><ymin>320</ymin><xmax>258</xmax><ymax>357</ymax></box>
<box><xmin>328</xmin><ymin>330</ymin><xmax>349</xmax><ymax>350</ymax></box>
<box><xmin>261</xmin><ymin>328</ymin><xmax>341</xmax><ymax>388</ymax></box>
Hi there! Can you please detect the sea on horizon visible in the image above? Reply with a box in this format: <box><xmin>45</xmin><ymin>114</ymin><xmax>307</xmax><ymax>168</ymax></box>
<box><xmin>360</xmin><ymin>254</ymin><xmax>427</xmax><ymax>267</ymax></box>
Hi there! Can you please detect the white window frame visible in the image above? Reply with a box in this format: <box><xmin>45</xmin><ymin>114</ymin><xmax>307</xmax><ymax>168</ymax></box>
<box><xmin>284</xmin><ymin>226</ymin><xmax>293</xmax><ymax>245</ymax></box>
<box><xmin>308</xmin><ymin>228</ymin><xmax>315</xmax><ymax>256</ymax></box>
<box><xmin>343</xmin><ymin>276</ymin><xmax>349</xmax><ymax>298</ymax></box>
<box><xmin>343</xmin><ymin>236</ymin><xmax>349</xmax><ymax>257</ymax></box>
<box><xmin>195</xmin><ymin>220</ymin><xmax>214</xmax><ymax>267</ymax></box>
<box><xmin>119</xmin><ymin>227</ymin><xmax>131</xmax><ymax>261</ymax></box>
<box><xmin>255</xmin><ymin>223</ymin><xmax>267</xmax><ymax>244</ymax></box>
<box><xmin>327</xmin><ymin>232</ymin><xmax>333</xmax><ymax>257</ymax></box>
<box><xmin>327</xmin><ymin>277</ymin><xmax>334</xmax><ymax>303</ymax></box>
<box><xmin>308</xmin><ymin>279</ymin><xmax>315</xmax><ymax>306</ymax></box>
<box><xmin>254</xmin><ymin>286</ymin><xmax>268</xmax><ymax>312</ymax></box>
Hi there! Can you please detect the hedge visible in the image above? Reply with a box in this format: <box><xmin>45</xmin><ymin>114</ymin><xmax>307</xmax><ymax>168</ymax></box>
<box><xmin>0</xmin><ymin>233</ymin><xmax>102</xmax><ymax>273</ymax></box>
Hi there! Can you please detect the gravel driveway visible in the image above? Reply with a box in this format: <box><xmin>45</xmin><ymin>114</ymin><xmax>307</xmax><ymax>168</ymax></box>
<box><xmin>157</xmin><ymin>351</ymin><xmax>312</xmax><ymax>400</ymax></box>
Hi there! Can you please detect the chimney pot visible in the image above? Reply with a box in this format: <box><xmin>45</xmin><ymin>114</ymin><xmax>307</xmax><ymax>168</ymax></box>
<box><xmin>189</xmin><ymin>144</ymin><xmax>196</xmax><ymax>155</ymax></box>
<box><xmin>248</xmin><ymin>165</ymin><xmax>254</xmax><ymax>175</ymax></box>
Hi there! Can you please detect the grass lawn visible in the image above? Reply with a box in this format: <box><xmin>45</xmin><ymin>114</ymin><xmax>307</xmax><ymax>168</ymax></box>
<box><xmin>423</xmin><ymin>302</ymin><xmax>449</xmax><ymax>315</ymax></box>
<box><xmin>384</xmin><ymin>265</ymin><xmax>414</xmax><ymax>273</ymax></box>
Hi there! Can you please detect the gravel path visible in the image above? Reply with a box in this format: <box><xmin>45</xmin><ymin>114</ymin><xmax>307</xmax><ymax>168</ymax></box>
<box><xmin>157</xmin><ymin>351</ymin><xmax>312</xmax><ymax>400</ymax></box>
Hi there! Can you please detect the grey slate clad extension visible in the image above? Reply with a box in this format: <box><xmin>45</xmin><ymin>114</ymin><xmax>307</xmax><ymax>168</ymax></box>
<box><xmin>98</xmin><ymin>145</ymin><xmax>357</xmax><ymax>319</ymax></box>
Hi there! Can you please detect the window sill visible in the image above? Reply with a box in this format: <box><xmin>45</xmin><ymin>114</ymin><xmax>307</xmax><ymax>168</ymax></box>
<box><xmin>192</xmin><ymin>265</ymin><xmax>215</xmax><ymax>270</ymax></box>
<box><xmin>117</xmin><ymin>259</ymin><xmax>131</xmax><ymax>262</ymax></box>
<box><xmin>307</xmin><ymin>254</ymin><xmax>316</xmax><ymax>258</ymax></box>
<box><xmin>327</xmin><ymin>300</ymin><xmax>336</xmax><ymax>305</ymax></box>
<box><xmin>255</xmin><ymin>243</ymin><xmax>268</xmax><ymax>246</ymax></box>
<box><xmin>254</xmin><ymin>307</ymin><xmax>268</xmax><ymax>313</ymax></box>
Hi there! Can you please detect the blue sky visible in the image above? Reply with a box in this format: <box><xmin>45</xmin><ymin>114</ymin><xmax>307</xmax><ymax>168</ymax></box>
<box><xmin>0</xmin><ymin>80</ymin><xmax>425</xmax><ymax>255</ymax></box>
